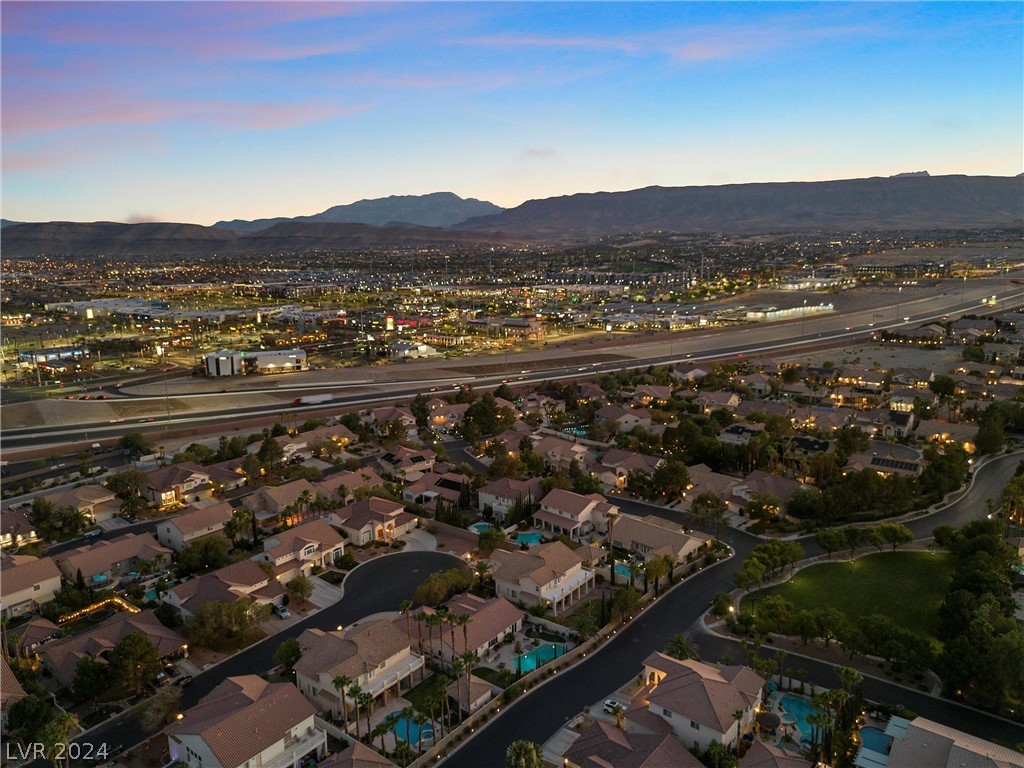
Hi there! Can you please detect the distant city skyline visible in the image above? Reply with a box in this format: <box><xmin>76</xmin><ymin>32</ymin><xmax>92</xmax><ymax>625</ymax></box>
<box><xmin>2</xmin><ymin>1</ymin><xmax>1021</xmax><ymax>225</ymax></box>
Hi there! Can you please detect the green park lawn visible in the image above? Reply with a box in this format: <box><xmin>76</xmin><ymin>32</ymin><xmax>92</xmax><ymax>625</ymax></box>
<box><xmin>742</xmin><ymin>551</ymin><xmax>953</xmax><ymax>636</ymax></box>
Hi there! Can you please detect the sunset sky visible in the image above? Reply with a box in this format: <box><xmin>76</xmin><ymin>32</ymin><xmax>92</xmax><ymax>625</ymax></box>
<box><xmin>2</xmin><ymin>1</ymin><xmax>1021</xmax><ymax>225</ymax></box>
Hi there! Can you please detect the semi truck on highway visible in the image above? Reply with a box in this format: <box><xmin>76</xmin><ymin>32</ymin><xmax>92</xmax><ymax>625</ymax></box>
<box><xmin>292</xmin><ymin>394</ymin><xmax>333</xmax><ymax>405</ymax></box>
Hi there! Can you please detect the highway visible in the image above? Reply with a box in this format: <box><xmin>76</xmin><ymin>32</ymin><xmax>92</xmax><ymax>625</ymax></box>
<box><xmin>4</xmin><ymin>280</ymin><xmax>1023</xmax><ymax>453</ymax></box>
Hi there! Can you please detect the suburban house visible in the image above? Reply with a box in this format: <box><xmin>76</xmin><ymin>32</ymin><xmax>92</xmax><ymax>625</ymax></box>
<box><xmin>718</xmin><ymin>423</ymin><xmax>766</xmax><ymax>446</ymax></box>
<box><xmin>258</xmin><ymin>520</ymin><xmax>346</xmax><ymax>582</ymax></box>
<box><xmin>53</xmin><ymin>532</ymin><xmax>171</xmax><ymax>589</ymax></box>
<box><xmin>489</xmin><ymin>541</ymin><xmax>596</xmax><ymax>614</ymax></box>
<box><xmin>162</xmin><ymin>559</ymin><xmax>285</xmax><ymax>618</ymax></box>
<box><xmin>733</xmin><ymin>471</ymin><xmax>805</xmax><ymax>508</ymax></box>
<box><xmin>40</xmin><ymin>609</ymin><xmax>187</xmax><ymax>688</ymax></box>
<box><xmin>0</xmin><ymin>555</ymin><xmax>63</xmax><ymax>618</ymax></box>
<box><xmin>366</xmin><ymin>406</ymin><xmax>417</xmax><ymax>441</ymax></box>
<box><xmin>41</xmin><ymin>484</ymin><xmax>119</xmax><ymax>524</ymax></box>
<box><xmin>672</xmin><ymin>364</ymin><xmax>710</xmax><ymax>383</ymax></box>
<box><xmin>695</xmin><ymin>391</ymin><xmax>741</xmax><ymax>414</ymax></box>
<box><xmin>595</xmin><ymin>449</ymin><xmax>664</xmax><ymax>490</ymax></box>
<box><xmin>532</xmin><ymin>435</ymin><xmax>593</xmax><ymax>473</ymax></box>
<box><xmin>10</xmin><ymin>617</ymin><xmax>60</xmax><ymax>655</ymax></box>
<box><xmin>302</xmin><ymin>424</ymin><xmax>358</xmax><ymax>456</ymax></box>
<box><xmin>401</xmin><ymin>471</ymin><xmax>472</xmax><ymax>508</ymax></box>
<box><xmin>246</xmin><ymin>478</ymin><xmax>321</xmax><ymax>527</ymax></box>
<box><xmin>175</xmin><ymin>460</ymin><xmax>248</xmax><ymax>494</ymax></box>
<box><xmin>166</xmin><ymin>675</ymin><xmax>326</xmax><ymax>768</ymax></box>
<box><xmin>609</xmin><ymin>515</ymin><xmax>709</xmax><ymax>564</ymax></box>
<box><xmin>316</xmin><ymin>468</ymin><xmax>384</xmax><ymax>504</ymax></box>
<box><xmin>428</xmin><ymin>593</ymin><xmax>524</xmax><ymax>666</ymax></box>
<box><xmin>845</xmin><ymin>452</ymin><xmax>925</xmax><ymax>479</ymax></box>
<box><xmin>376</xmin><ymin>445</ymin><xmax>436</xmax><ymax>480</ymax></box>
<box><xmin>294</xmin><ymin>618</ymin><xmax>424</xmax><ymax>717</ymax></box>
<box><xmin>883</xmin><ymin>715</ymin><xmax>1024</xmax><ymax>768</ymax></box>
<box><xmin>627</xmin><ymin>652</ymin><xmax>764</xmax><ymax>753</ymax></box>
<box><xmin>425</xmin><ymin>399</ymin><xmax>470</xmax><ymax>432</ymax></box>
<box><xmin>685</xmin><ymin>464</ymin><xmax>741</xmax><ymax>504</ymax></box>
<box><xmin>576</xmin><ymin>382</ymin><xmax>610</xmax><ymax>405</ymax></box>
<box><xmin>143</xmin><ymin>465</ymin><xmax>212</xmax><ymax>508</ymax></box>
<box><xmin>319</xmin><ymin>742</ymin><xmax>397</xmax><ymax>768</ymax></box>
<box><xmin>336</xmin><ymin>497</ymin><xmax>418</xmax><ymax>545</ymax></box>
<box><xmin>156</xmin><ymin>502</ymin><xmax>234</xmax><ymax>552</ymax></box>
<box><xmin>534</xmin><ymin>488</ymin><xmax>618</xmax><ymax>541</ymax></box>
<box><xmin>477</xmin><ymin>477</ymin><xmax>543</xmax><ymax>523</ymax></box>
<box><xmin>631</xmin><ymin>384</ymin><xmax>673</xmax><ymax>407</ymax></box>
<box><xmin>562</xmin><ymin>719</ymin><xmax>704</xmax><ymax>768</ymax></box>
<box><xmin>1</xmin><ymin>658</ymin><xmax>26</xmax><ymax>729</ymax></box>
<box><xmin>595</xmin><ymin>405</ymin><xmax>654</xmax><ymax>432</ymax></box>
<box><xmin>446</xmin><ymin>674</ymin><xmax>499</xmax><ymax>717</ymax></box>
<box><xmin>0</xmin><ymin>508</ymin><xmax>38</xmax><ymax>550</ymax></box>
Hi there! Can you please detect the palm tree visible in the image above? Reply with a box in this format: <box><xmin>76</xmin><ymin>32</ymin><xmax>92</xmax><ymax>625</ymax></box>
<box><xmin>605</xmin><ymin>511</ymin><xmax>618</xmax><ymax>584</ymax></box>
<box><xmin>414</xmin><ymin>611</ymin><xmax>426</xmax><ymax>653</ymax></box>
<box><xmin>453</xmin><ymin>612</ymin><xmax>472</xmax><ymax>655</ymax></box>
<box><xmin>443</xmin><ymin>609</ymin><xmax>458</xmax><ymax>661</ymax></box>
<box><xmin>230</xmin><ymin>507</ymin><xmax>254</xmax><ymax>544</ymax></box>
<box><xmin>348</xmin><ymin>682</ymin><xmax>364</xmax><ymax>738</ymax></box>
<box><xmin>451</xmin><ymin>655</ymin><xmax>466</xmax><ymax>722</ymax></box>
<box><xmin>41</xmin><ymin>713</ymin><xmax>81</xmax><ymax>768</ymax></box>
<box><xmin>359</xmin><ymin>691</ymin><xmax>374</xmax><ymax>737</ymax></box>
<box><xmin>504</xmin><ymin>740</ymin><xmax>544</xmax><ymax>768</ymax></box>
<box><xmin>732</xmin><ymin>708</ymin><xmax>745</xmax><ymax>756</ymax></box>
<box><xmin>414</xmin><ymin>711</ymin><xmax>430</xmax><ymax>758</ymax></box>
<box><xmin>332</xmin><ymin>674</ymin><xmax>352</xmax><ymax>722</ymax></box>
<box><xmin>610</xmin><ymin>702</ymin><xmax>625</xmax><ymax>730</ymax></box>
<box><xmin>399</xmin><ymin>599</ymin><xmax>413</xmax><ymax>641</ymax></box>
<box><xmin>474</xmin><ymin>559</ymin><xmax>491</xmax><ymax>592</ymax></box>
<box><xmin>664</xmin><ymin>633</ymin><xmax>700</xmax><ymax>661</ymax></box>
<box><xmin>627</xmin><ymin>562</ymin><xmax>641</xmax><ymax>590</ymax></box>
<box><xmin>371</xmin><ymin>719</ymin><xmax>389</xmax><ymax>753</ymax></box>
<box><xmin>460</xmin><ymin>649</ymin><xmax>478</xmax><ymax>720</ymax></box>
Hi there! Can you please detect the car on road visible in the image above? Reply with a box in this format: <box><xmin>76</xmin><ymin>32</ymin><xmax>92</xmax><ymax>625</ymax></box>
<box><xmin>603</xmin><ymin>699</ymin><xmax>623</xmax><ymax>714</ymax></box>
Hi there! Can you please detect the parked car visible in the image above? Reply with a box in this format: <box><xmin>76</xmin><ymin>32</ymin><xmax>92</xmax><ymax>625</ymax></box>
<box><xmin>152</xmin><ymin>672</ymin><xmax>171</xmax><ymax>687</ymax></box>
<box><xmin>173</xmin><ymin>675</ymin><xmax>193</xmax><ymax>688</ymax></box>
<box><xmin>603</xmin><ymin>699</ymin><xmax>623</xmax><ymax>714</ymax></box>
<box><xmin>274</xmin><ymin>604</ymin><xmax>291</xmax><ymax>619</ymax></box>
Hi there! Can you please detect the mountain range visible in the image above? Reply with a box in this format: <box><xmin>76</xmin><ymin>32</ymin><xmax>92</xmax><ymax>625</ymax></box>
<box><xmin>213</xmin><ymin>191</ymin><xmax>503</xmax><ymax>232</ymax></box>
<box><xmin>3</xmin><ymin>175</ymin><xmax>1021</xmax><ymax>257</ymax></box>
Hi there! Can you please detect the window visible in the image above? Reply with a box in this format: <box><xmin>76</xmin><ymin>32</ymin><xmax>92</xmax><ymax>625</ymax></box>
<box><xmin>33</xmin><ymin>584</ymin><xmax>41</xmax><ymax>591</ymax></box>
<box><xmin>303</xmin><ymin>545</ymin><xmax>316</xmax><ymax>556</ymax></box>
<box><xmin>690</xmin><ymin>720</ymin><xmax>700</xmax><ymax>730</ymax></box>
<box><xmin>662</xmin><ymin>708</ymin><xmax>672</xmax><ymax>718</ymax></box>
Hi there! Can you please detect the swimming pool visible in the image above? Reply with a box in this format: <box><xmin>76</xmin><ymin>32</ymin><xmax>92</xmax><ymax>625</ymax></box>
<box><xmin>144</xmin><ymin>589</ymin><xmax>158</xmax><ymax>602</ymax></box>
<box><xmin>515</xmin><ymin>643</ymin><xmax>565</xmax><ymax>674</ymax></box>
<box><xmin>860</xmin><ymin>726</ymin><xmax>891</xmax><ymax>754</ymax></box>
<box><xmin>468</xmin><ymin>522</ymin><xmax>493</xmax><ymax>534</ymax></box>
<box><xmin>392</xmin><ymin>715</ymin><xmax>433</xmax><ymax>746</ymax></box>
<box><xmin>778</xmin><ymin>694</ymin><xmax>817</xmax><ymax>743</ymax></box>
<box><xmin>516</xmin><ymin>532</ymin><xmax>543</xmax><ymax>546</ymax></box>
<box><xmin>563</xmin><ymin>427</ymin><xmax>587</xmax><ymax>437</ymax></box>
<box><xmin>614</xmin><ymin>563</ymin><xmax>634</xmax><ymax>580</ymax></box>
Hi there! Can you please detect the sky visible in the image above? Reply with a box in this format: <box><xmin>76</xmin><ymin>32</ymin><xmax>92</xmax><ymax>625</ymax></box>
<box><xmin>2</xmin><ymin>1</ymin><xmax>1022</xmax><ymax>225</ymax></box>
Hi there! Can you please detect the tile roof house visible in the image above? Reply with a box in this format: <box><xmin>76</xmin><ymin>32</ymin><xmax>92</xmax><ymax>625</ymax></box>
<box><xmin>401</xmin><ymin>471</ymin><xmax>472</xmax><ymax>509</ymax></box>
<box><xmin>316</xmin><ymin>468</ymin><xmax>385</xmax><ymax>504</ymax></box>
<box><xmin>366</xmin><ymin>406</ymin><xmax>417</xmax><ymax>441</ymax></box>
<box><xmin>595</xmin><ymin>405</ymin><xmax>654</xmax><ymax>432</ymax></box>
<box><xmin>672</xmin><ymin>364</ymin><xmax>710</xmax><ymax>382</ymax></box>
<box><xmin>532</xmin><ymin>435</ymin><xmax>593</xmax><ymax>473</ymax></box>
<box><xmin>166</xmin><ymin>675</ymin><xmax>325</xmax><ymax>768</ymax></box>
<box><xmin>696</xmin><ymin>391</ymin><xmax>741</xmax><ymax>414</ymax></box>
<box><xmin>175</xmin><ymin>460</ymin><xmax>248</xmax><ymax>493</ymax></box>
<box><xmin>429</xmin><ymin>593</ymin><xmax>524</xmax><ymax>666</ymax></box>
<box><xmin>336</xmin><ymin>497</ymin><xmax>418</xmax><ymax>545</ymax></box>
<box><xmin>294</xmin><ymin>618</ymin><xmax>424</xmax><ymax>717</ymax></box>
<box><xmin>883</xmin><ymin>715</ymin><xmax>1024</xmax><ymax>768</ymax></box>
<box><xmin>844</xmin><ymin>452</ymin><xmax>924</xmax><ymax>478</ymax></box>
<box><xmin>685</xmin><ymin>464</ymin><xmax>741</xmax><ymax>504</ymax></box>
<box><xmin>0</xmin><ymin>657</ymin><xmax>26</xmax><ymax>729</ymax></box>
<box><xmin>563</xmin><ymin>719</ymin><xmax>704</xmax><ymax>768</ymax></box>
<box><xmin>10</xmin><ymin>617</ymin><xmax>60</xmax><ymax>655</ymax></box>
<box><xmin>246</xmin><ymin>478</ymin><xmax>321</xmax><ymax>526</ymax></box>
<box><xmin>425</xmin><ymin>400</ymin><xmax>471</xmax><ymax>432</ymax></box>
<box><xmin>40</xmin><ymin>609</ymin><xmax>187</xmax><ymax>688</ymax></box>
<box><xmin>156</xmin><ymin>502</ymin><xmax>234</xmax><ymax>553</ymax></box>
<box><xmin>446</xmin><ymin>673</ymin><xmax>499</xmax><ymax>716</ymax></box>
<box><xmin>631</xmin><ymin>385</ymin><xmax>673</xmax><ymax>407</ymax></box>
<box><xmin>376</xmin><ymin>445</ymin><xmax>436</xmax><ymax>481</ymax></box>
<box><xmin>258</xmin><ymin>520</ymin><xmax>346</xmax><ymax>582</ymax></box>
<box><xmin>734</xmin><ymin>471</ymin><xmax>805</xmax><ymax>507</ymax></box>
<box><xmin>41</xmin><ymin>484</ymin><xmax>119</xmax><ymax>524</ymax></box>
<box><xmin>1</xmin><ymin>507</ymin><xmax>39</xmax><ymax>550</ymax></box>
<box><xmin>477</xmin><ymin>477</ymin><xmax>543</xmax><ymax>523</ymax></box>
<box><xmin>595</xmin><ymin>449</ymin><xmax>664</xmax><ymax>490</ymax></box>
<box><xmin>610</xmin><ymin>515</ymin><xmax>710</xmax><ymax>564</ymax></box>
<box><xmin>53</xmin><ymin>532</ymin><xmax>170</xmax><ymax>589</ymax></box>
<box><xmin>628</xmin><ymin>652</ymin><xmax>764</xmax><ymax>754</ymax></box>
<box><xmin>534</xmin><ymin>489</ymin><xmax>618</xmax><ymax>541</ymax></box>
<box><xmin>489</xmin><ymin>541</ymin><xmax>595</xmax><ymax>615</ymax></box>
<box><xmin>162</xmin><ymin>559</ymin><xmax>285</xmax><ymax>618</ymax></box>
<box><xmin>0</xmin><ymin>555</ymin><xmax>63</xmax><ymax>619</ymax></box>
<box><xmin>319</xmin><ymin>742</ymin><xmax>397</xmax><ymax>768</ymax></box>
<box><xmin>143</xmin><ymin>465</ymin><xmax>212</xmax><ymax>508</ymax></box>
<box><xmin>740</xmin><ymin>740</ymin><xmax>813</xmax><ymax>768</ymax></box>
<box><xmin>719</xmin><ymin>423</ymin><xmax>766</xmax><ymax>446</ymax></box>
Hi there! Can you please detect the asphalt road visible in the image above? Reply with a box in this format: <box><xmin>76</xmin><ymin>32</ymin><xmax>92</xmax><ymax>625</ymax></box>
<box><xmin>64</xmin><ymin>550</ymin><xmax>465</xmax><ymax>765</ymax></box>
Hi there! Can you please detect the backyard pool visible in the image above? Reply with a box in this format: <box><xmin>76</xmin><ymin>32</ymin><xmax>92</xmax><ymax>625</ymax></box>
<box><xmin>144</xmin><ymin>589</ymin><xmax>158</xmax><ymax>602</ymax></box>
<box><xmin>515</xmin><ymin>643</ymin><xmax>565</xmax><ymax>674</ymax></box>
<box><xmin>860</xmin><ymin>726</ymin><xmax>891</xmax><ymax>754</ymax></box>
<box><xmin>392</xmin><ymin>715</ymin><xmax>434</xmax><ymax>746</ymax></box>
<box><xmin>516</xmin><ymin>532</ymin><xmax>543</xmax><ymax>546</ymax></box>
<box><xmin>468</xmin><ymin>522</ymin><xmax>493</xmax><ymax>534</ymax></box>
<box><xmin>613</xmin><ymin>563</ymin><xmax>634</xmax><ymax>580</ymax></box>
<box><xmin>777</xmin><ymin>694</ymin><xmax>817</xmax><ymax>744</ymax></box>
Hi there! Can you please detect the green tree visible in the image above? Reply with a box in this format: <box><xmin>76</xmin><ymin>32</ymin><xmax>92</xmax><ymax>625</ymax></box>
<box><xmin>664</xmin><ymin>633</ymin><xmax>700</xmax><ymax>660</ymax></box>
<box><xmin>877</xmin><ymin>522</ymin><xmax>913</xmax><ymax>551</ymax></box>
<box><xmin>72</xmin><ymin>655</ymin><xmax>110</xmax><ymax>704</ymax></box>
<box><xmin>286</xmin><ymin>574</ymin><xmax>313</xmax><ymax>603</ymax></box>
<box><xmin>815</xmin><ymin>527</ymin><xmax>845</xmax><ymax>558</ymax></box>
<box><xmin>39</xmin><ymin>712</ymin><xmax>81</xmax><ymax>768</ymax></box>
<box><xmin>505</xmin><ymin>740</ymin><xmax>544</xmax><ymax>768</ymax></box>
<box><xmin>120</xmin><ymin>432</ymin><xmax>153</xmax><ymax>455</ymax></box>
<box><xmin>273</xmin><ymin>637</ymin><xmax>302</xmax><ymax>670</ymax></box>
<box><xmin>652</xmin><ymin>460</ymin><xmax>690</xmax><ymax>500</ymax></box>
<box><xmin>477</xmin><ymin>527</ymin><xmax>505</xmax><ymax>556</ymax></box>
<box><xmin>109</xmin><ymin>631</ymin><xmax>162</xmax><ymax>696</ymax></box>
<box><xmin>137</xmin><ymin>686</ymin><xmax>183</xmax><ymax>733</ymax></box>
<box><xmin>177</xmin><ymin>536</ymin><xmax>230</xmax><ymax>576</ymax></box>
<box><xmin>610</xmin><ymin>586</ymin><xmax>643</xmax><ymax>624</ymax></box>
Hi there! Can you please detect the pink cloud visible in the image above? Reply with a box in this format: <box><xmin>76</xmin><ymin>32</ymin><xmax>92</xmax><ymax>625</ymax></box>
<box><xmin>462</xmin><ymin>34</ymin><xmax>639</xmax><ymax>55</ymax></box>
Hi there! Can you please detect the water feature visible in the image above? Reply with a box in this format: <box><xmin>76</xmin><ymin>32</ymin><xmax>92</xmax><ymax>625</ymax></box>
<box><xmin>515</xmin><ymin>643</ymin><xmax>565</xmax><ymax>674</ymax></box>
<box><xmin>392</xmin><ymin>715</ymin><xmax>434</xmax><ymax>746</ymax></box>
<box><xmin>516</xmin><ymin>532</ymin><xmax>543</xmax><ymax>546</ymax></box>
<box><xmin>860</xmin><ymin>726</ymin><xmax>891</xmax><ymax>754</ymax></box>
<box><xmin>468</xmin><ymin>522</ymin><xmax>493</xmax><ymax>534</ymax></box>
<box><xmin>778</xmin><ymin>693</ymin><xmax>817</xmax><ymax>744</ymax></box>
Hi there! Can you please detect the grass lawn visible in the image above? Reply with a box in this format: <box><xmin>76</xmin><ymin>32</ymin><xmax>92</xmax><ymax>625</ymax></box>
<box><xmin>473</xmin><ymin>666</ymin><xmax>513</xmax><ymax>689</ymax></box>
<box><xmin>404</xmin><ymin>675</ymin><xmax>445</xmax><ymax>713</ymax></box>
<box><xmin>742</xmin><ymin>551</ymin><xmax>953</xmax><ymax>636</ymax></box>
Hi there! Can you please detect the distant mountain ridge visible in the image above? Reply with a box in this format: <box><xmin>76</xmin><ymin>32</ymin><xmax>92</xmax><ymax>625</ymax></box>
<box><xmin>457</xmin><ymin>174</ymin><xmax>1024</xmax><ymax>238</ymax></box>
<box><xmin>214</xmin><ymin>191</ymin><xmax>503</xmax><ymax>232</ymax></box>
<box><xmin>0</xmin><ymin>220</ymin><xmax>521</xmax><ymax>257</ymax></box>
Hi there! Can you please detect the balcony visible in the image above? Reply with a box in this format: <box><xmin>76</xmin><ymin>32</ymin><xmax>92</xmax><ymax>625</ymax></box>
<box><xmin>361</xmin><ymin>653</ymin><xmax>424</xmax><ymax>698</ymax></box>
<box><xmin>262</xmin><ymin>726</ymin><xmax>327</xmax><ymax>768</ymax></box>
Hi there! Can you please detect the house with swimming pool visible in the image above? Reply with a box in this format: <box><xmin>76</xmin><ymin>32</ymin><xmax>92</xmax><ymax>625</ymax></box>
<box><xmin>477</xmin><ymin>476</ymin><xmax>543</xmax><ymax>523</ymax></box>
<box><xmin>489</xmin><ymin>541</ymin><xmax>596</xmax><ymax>615</ymax></box>
<box><xmin>53</xmin><ymin>532</ymin><xmax>171</xmax><ymax>589</ymax></box>
<box><xmin>625</xmin><ymin>652</ymin><xmax>764</xmax><ymax>754</ymax></box>
<box><xmin>428</xmin><ymin>593</ymin><xmax>524</xmax><ymax>666</ymax></box>
<box><xmin>534</xmin><ymin>488</ymin><xmax>618</xmax><ymax>541</ymax></box>
<box><xmin>294</xmin><ymin>618</ymin><xmax>424</xmax><ymax>718</ymax></box>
